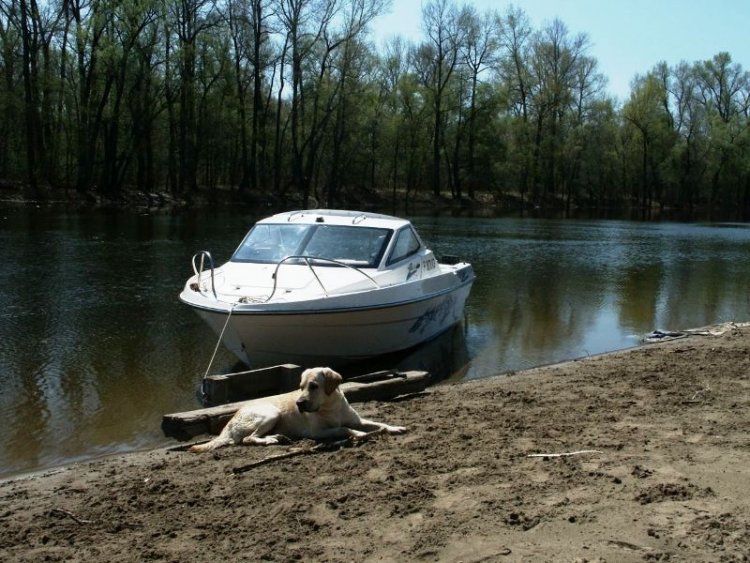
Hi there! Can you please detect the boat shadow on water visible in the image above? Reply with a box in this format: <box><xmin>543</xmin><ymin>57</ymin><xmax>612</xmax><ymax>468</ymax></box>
<box><xmin>344</xmin><ymin>321</ymin><xmax>470</xmax><ymax>384</ymax></box>
<box><xmin>199</xmin><ymin>321</ymin><xmax>471</xmax><ymax>407</ymax></box>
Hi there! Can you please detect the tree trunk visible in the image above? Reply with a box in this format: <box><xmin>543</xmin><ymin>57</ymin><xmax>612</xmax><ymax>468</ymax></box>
<box><xmin>18</xmin><ymin>0</ymin><xmax>39</xmax><ymax>196</ymax></box>
<box><xmin>432</xmin><ymin>95</ymin><xmax>442</xmax><ymax>197</ymax></box>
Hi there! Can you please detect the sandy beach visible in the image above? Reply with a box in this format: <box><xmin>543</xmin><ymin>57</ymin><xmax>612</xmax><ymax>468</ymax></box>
<box><xmin>1</xmin><ymin>323</ymin><xmax>749</xmax><ymax>562</ymax></box>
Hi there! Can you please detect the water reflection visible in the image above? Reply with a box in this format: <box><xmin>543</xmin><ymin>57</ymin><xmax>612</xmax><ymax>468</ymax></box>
<box><xmin>413</xmin><ymin>217</ymin><xmax>750</xmax><ymax>377</ymax></box>
<box><xmin>2</xmin><ymin>208</ymin><xmax>750</xmax><ymax>477</ymax></box>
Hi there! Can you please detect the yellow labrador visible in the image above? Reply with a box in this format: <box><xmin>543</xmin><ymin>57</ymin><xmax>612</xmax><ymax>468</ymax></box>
<box><xmin>189</xmin><ymin>367</ymin><xmax>406</xmax><ymax>452</ymax></box>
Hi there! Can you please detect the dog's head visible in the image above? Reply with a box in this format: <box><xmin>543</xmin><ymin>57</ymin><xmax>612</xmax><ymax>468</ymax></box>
<box><xmin>296</xmin><ymin>367</ymin><xmax>343</xmax><ymax>413</ymax></box>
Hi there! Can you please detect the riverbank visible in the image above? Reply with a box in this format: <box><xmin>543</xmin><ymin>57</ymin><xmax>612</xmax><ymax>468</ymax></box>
<box><xmin>2</xmin><ymin>323</ymin><xmax>749</xmax><ymax>562</ymax></box>
<box><xmin>0</xmin><ymin>180</ymin><xmax>506</xmax><ymax>214</ymax></box>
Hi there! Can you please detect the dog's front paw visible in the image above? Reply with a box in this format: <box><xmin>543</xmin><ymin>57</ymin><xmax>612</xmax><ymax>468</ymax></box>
<box><xmin>386</xmin><ymin>425</ymin><xmax>407</xmax><ymax>434</ymax></box>
<box><xmin>242</xmin><ymin>434</ymin><xmax>284</xmax><ymax>445</ymax></box>
<box><xmin>262</xmin><ymin>434</ymin><xmax>292</xmax><ymax>445</ymax></box>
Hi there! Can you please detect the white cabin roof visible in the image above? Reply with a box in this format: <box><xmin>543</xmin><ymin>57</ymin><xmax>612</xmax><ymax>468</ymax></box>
<box><xmin>258</xmin><ymin>209</ymin><xmax>411</xmax><ymax>230</ymax></box>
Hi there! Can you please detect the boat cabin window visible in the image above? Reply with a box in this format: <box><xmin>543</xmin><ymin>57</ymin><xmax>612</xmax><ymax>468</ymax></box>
<box><xmin>232</xmin><ymin>224</ymin><xmax>309</xmax><ymax>263</ymax></box>
<box><xmin>387</xmin><ymin>226</ymin><xmax>422</xmax><ymax>266</ymax></box>
<box><xmin>231</xmin><ymin>223</ymin><xmax>391</xmax><ymax>268</ymax></box>
<box><xmin>300</xmin><ymin>225</ymin><xmax>390</xmax><ymax>267</ymax></box>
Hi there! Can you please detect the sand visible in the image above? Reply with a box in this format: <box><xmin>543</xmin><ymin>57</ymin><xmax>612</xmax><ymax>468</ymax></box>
<box><xmin>1</xmin><ymin>324</ymin><xmax>749</xmax><ymax>562</ymax></box>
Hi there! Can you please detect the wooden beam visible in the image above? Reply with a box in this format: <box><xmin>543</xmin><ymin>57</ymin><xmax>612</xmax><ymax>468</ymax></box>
<box><xmin>202</xmin><ymin>364</ymin><xmax>305</xmax><ymax>405</ymax></box>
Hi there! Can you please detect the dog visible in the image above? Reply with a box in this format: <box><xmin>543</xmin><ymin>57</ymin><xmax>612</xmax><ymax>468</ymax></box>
<box><xmin>189</xmin><ymin>367</ymin><xmax>406</xmax><ymax>452</ymax></box>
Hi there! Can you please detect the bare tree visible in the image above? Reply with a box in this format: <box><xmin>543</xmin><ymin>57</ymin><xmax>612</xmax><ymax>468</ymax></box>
<box><xmin>529</xmin><ymin>18</ymin><xmax>589</xmax><ymax>200</ymax></box>
<box><xmin>462</xmin><ymin>4</ymin><xmax>498</xmax><ymax>198</ymax></box>
<box><xmin>694</xmin><ymin>52</ymin><xmax>750</xmax><ymax>210</ymax></box>
<box><xmin>420</xmin><ymin>0</ymin><xmax>466</xmax><ymax>197</ymax></box>
<box><xmin>325</xmin><ymin>0</ymin><xmax>387</xmax><ymax>206</ymax></box>
<box><xmin>497</xmin><ymin>5</ymin><xmax>534</xmax><ymax>203</ymax></box>
<box><xmin>170</xmin><ymin>0</ymin><xmax>218</xmax><ymax>194</ymax></box>
<box><xmin>275</xmin><ymin>0</ymin><xmax>337</xmax><ymax>205</ymax></box>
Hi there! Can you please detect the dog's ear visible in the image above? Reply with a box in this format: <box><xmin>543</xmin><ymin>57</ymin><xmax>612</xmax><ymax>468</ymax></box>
<box><xmin>322</xmin><ymin>368</ymin><xmax>343</xmax><ymax>395</ymax></box>
<box><xmin>299</xmin><ymin>368</ymin><xmax>313</xmax><ymax>389</ymax></box>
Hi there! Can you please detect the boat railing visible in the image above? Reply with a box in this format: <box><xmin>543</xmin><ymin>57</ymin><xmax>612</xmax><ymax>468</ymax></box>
<box><xmin>191</xmin><ymin>250</ymin><xmax>218</xmax><ymax>299</ymax></box>
<box><xmin>266</xmin><ymin>255</ymin><xmax>380</xmax><ymax>302</ymax></box>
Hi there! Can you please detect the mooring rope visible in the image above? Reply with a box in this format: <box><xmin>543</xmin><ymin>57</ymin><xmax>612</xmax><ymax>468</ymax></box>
<box><xmin>203</xmin><ymin>303</ymin><xmax>237</xmax><ymax>378</ymax></box>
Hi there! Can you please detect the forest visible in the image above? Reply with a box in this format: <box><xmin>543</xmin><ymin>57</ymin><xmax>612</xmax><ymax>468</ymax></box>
<box><xmin>1</xmin><ymin>0</ymin><xmax>749</xmax><ymax>216</ymax></box>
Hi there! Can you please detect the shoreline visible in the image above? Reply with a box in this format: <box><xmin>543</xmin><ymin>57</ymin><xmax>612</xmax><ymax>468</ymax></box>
<box><xmin>1</xmin><ymin>183</ymin><xmax>728</xmax><ymax>222</ymax></box>
<box><xmin>1</xmin><ymin>323</ymin><xmax>749</xmax><ymax>561</ymax></box>
<box><xmin>0</xmin><ymin>325</ymin><xmax>702</xmax><ymax>485</ymax></box>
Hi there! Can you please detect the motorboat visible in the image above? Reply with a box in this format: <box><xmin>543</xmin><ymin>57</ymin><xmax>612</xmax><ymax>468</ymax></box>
<box><xmin>179</xmin><ymin>209</ymin><xmax>475</xmax><ymax>367</ymax></box>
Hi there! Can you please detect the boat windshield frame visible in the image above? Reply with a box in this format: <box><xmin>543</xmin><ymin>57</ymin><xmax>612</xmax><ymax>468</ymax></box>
<box><xmin>230</xmin><ymin>223</ymin><xmax>394</xmax><ymax>268</ymax></box>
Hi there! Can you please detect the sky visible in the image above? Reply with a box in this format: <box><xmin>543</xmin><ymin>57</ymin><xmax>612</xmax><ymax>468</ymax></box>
<box><xmin>370</xmin><ymin>0</ymin><xmax>750</xmax><ymax>102</ymax></box>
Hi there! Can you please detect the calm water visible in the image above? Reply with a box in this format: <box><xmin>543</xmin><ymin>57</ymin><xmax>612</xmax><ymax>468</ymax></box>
<box><xmin>2</xmin><ymin>206</ymin><xmax>750</xmax><ymax>478</ymax></box>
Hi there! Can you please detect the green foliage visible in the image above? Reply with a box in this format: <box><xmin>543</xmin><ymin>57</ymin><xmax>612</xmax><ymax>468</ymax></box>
<box><xmin>0</xmin><ymin>0</ymin><xmax>748</xmax><ymax>216</ymax></box>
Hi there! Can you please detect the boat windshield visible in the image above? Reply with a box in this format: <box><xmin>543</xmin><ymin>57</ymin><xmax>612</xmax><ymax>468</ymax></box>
<box><xmin>231</xmin><ymin>223</ymin><xmax>392</xmax><ymax>268</ymax></box>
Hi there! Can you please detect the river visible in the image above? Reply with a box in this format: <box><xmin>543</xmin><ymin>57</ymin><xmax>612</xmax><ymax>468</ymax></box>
<box><xmin>2</xmin><ymin>205</ymin><xmax>749</xmax><ymax>478</ymax></box>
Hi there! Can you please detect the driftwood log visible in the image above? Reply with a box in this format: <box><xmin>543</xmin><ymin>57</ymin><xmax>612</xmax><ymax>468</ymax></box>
<box><xmin>162</xmin><ymin>370</ymin><xmax>429</xmax><ymax>441</ymax></box>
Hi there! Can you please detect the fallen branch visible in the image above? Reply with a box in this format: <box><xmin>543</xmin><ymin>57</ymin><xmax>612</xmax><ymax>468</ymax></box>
<box><xmin>607</xmin><ymin>539</ymin><xmax>651</xmax><ymax>552</ymax></box>
<box><xmin>48</xmin><ymin>508</ymin><xmax>95</xmax><ymax>525</ymax></box>
<box><xmin>231</xmin><ymin>445</ymin><xmax>319</xmax><ymax>473</ymax></box>
<box><xmin>527</xmin><ymin>450</ymin><xmax>602</xmax><ymax>458</ymax></box>
<box><xmin>231</xmin><ymin>429</ymin><xmax>386</xmax><ymax>475</ymax></box>
<box><xmin>168</xmin><ymin>440</ymin><xmax>211</xmax><ymax>452</ymax></box>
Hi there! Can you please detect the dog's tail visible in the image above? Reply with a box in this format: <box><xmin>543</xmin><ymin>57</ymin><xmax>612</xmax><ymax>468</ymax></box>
<box><xmin>188</xmin><ymin>435</ymin><xmax>233</xmax><ymax>453</ymax></box>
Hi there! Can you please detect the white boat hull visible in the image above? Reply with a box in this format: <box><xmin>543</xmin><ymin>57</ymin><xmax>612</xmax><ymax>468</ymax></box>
<box><xmin>180</xmin><ymin>209</ymin><xmax>475</xmax><ymax>368</ymax></box>
<box><xmin>188</xmin><ymin>276</ymin><xmax>473</xmax><ymax>367</ymax></box>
